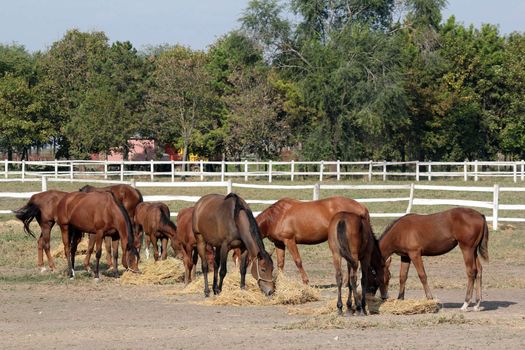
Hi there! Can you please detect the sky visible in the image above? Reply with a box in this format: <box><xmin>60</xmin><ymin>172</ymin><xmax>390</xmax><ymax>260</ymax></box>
<box><xmin>0</xmin><ymin>0</ymin><xmax>524</xmax><ymax>53</ymax></box>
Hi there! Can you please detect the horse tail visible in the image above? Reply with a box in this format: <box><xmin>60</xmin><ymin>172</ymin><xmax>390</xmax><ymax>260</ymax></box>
<box><xmin>159</xmin><ymin>206</ymin><xmax>177</xmax><ymax>237</ymax></box>
<box><xmin>226</xmin><ymin>193</ymin><xmax>272</xmax><ymax>263</ymax></box>
<box><xmin>478</xmin><ymin>215</ymin><xmax>489</xmax><ymax>262</ymax></box>
<box><xmin>192</xmin><ymin>247</ymin><xmax>199</xmax><ymax>266</ymax></box>
<box><xmin>14</xmin><ymin>201</ymin><xmax>40</xmax><ymax>238</ymax></box>
<box><xmin>109</xmin><ymin>192</ymin><xmax>138</xmax><ymax>258</ymax></box>
<box><xmin>336</xmin><ymin>219</ymin><xmax>357</xmax><ymax>267</ymax></box>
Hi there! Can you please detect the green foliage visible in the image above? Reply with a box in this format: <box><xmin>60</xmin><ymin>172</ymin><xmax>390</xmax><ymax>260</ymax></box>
<box><xmin>1</xmin><ymin>2</ymin><xmax>525</xmax><ymax>162</ymax></box>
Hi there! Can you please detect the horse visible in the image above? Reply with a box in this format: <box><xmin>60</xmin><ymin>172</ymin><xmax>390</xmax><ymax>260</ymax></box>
<box><xmin>192</xmin><ymin>193</ymin><xmax>275</xmax><ymax>297</ymax></box>
<box><xmin>56</xmin><ymin>191</ymin><xmax>140</xmax><ymax>279</ymax></box>
<box><xmin>367</xmin><ymin>207</ymin><xmax>489</xmax><ymax>311</ymax></box>
<box><xmin>134</xmin><ymin>202</ymin><xmax>177</xmax><ymax>261</ymax></box>
<box><xmin>174</xmin><ymin>207</ymin><xmax>214</xmax><ymax>284</ymax></box>
<box><xmin>14</xmin><ymin>190</ymin><xmax>67</xmax><ymax>272</ymax></box>
<box><xmin>257</xmin><ymin>196</ymin><xmax>370</xmax><ymax>284</ymax></box>
<box><xmin>79</xmin><ymin>184</ymin><xmax>143</xmax><ymax>268</ymax></box>
<box><xmin>328</xmin><ymin>212</ymin><xmax>387</xmax><ymax>316</ymax></box>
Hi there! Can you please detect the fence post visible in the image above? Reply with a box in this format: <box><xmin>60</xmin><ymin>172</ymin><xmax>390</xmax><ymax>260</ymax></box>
<box><xmin>416</xmin><ymin>161</ymin><xmax>420</xmax><ymax>182</ymax></box>
<box><xmin>474</xmin><ymin>160</ymin><xmax>479</xmax><ymax>182</ymax></box>
<box><xmin>513</xmin><ymin>163</ymin><xmax>517</xmax><ymax>183</ymax></box>
<box><xmin>104</xmin><ymin>161</ymin><xmax>108</xmax><ymax>180</ymax></box>
<box><xmin>319</xmin><ymin>160</ymin><xmax>324</xmax><ymax>182</ymax></box>
<box><xmin>244</xmin><ymin>160</ymin><xmax>248</xmax><ymax>182</ymax></box>
<box><xmin>150</xmin><ymin>160</ymin><xmax>154</xmax><ymax>181</ymax></box>
<box><xmin>70</xmin><ymin>162</ymin><xmax>74</xmax><ymax>181</ymax></box>
<box><xmin>336</xmin><ymin>160</ymin><xmax>341</xmax><ymax>181</ymax></box>
<box><xmin>313</xmin><ymin>183</ymin><xmax>320</xmax><ymax>200</ymax></box>
<box><xmin>171</xmin><ymin>160</ymin><xmax>175</xmax><ymax>182</ymax></box>
<box><xmin>120</xmin><ymin>161</ymin><xmax>124</xmax><ymax>182</ymax></box>
<box><xmin>406</xmin><ymin>183</ymin><xmax>415</xmax><ymax>213</ymax></box>
<box><xmin>368</xmin><ymin>160</ymin><xmax>373</xmax><ymax>182</ymax></box>
<box><xmin>22</xmin><ymin>160</ymin><xmax>25</xmax><ymax>181</ymax></box>
<box><xmin>428</xmin><ymin>161</ymin><xmax>432</xmax><ymax>181</ymax></box>
<box><xmin>221</xmin><ymin>160</ymin><xmax>225</xmax><ymax>182</ymax></box>
<box><xmin>463</xmin><ymin>161</ymin><xmax>468</xmax><ymax>181</ymax></box>
<box><xmin>41</xmin><ymin>176</ymin><xmax>48</xmax><ymax>192</ymax></box>
<box><xmin>291</xmin><ymin>160</ymin><xmax>295</xmax><ymax>181</ymax></box>
<box><xmin>55</xmin><ymin>159</ymin><xmax>58</xmax><ymax>179</ymax></box>
<box><xmin>226</xmin><ymin>179</ymin><xmax>232</xmax><ymax>194</ymax></box>
<box><xmin>4</xmin><ymin>159</ymin><xmax>7</xmax><ymax>178</ymax></box>
<box><xmin>521</xmin><ymin>160</ymin><xmax>524</xmax><ymax>181</ymax></box>
<box><xmin>492</xmin><ymin>184</ymin><xmax>499</xmax><ymax>231</ymax></box>
<box><xmin>382</xmin><ymin>161</ymin><xmax>387</xmax><ymax>181</ymax></box>
<box><xmin>130</xmin><ymin>178</ymin><xmax>136</xmax><ymax>188</ymax></box>
<box><xmin>200</xmin><ymin>160</ymin><xmax>204</xmax><ymax>181</ymax></box>
<box><xmin>268</xmin><ymin>160</ymin><xmax>273</xmax><ymax>183</ymax></box>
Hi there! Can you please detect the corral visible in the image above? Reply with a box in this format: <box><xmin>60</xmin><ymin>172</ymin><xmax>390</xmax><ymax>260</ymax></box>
<box><xmin>1</xmin><ymin>178</ymin><xmax>524</xmax><ymax>349</ymax></box>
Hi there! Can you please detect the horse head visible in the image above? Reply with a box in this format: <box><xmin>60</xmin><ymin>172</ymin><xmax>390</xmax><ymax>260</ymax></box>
<box><xmin>367</xmin><ymin>256</ymin><xmax>391</xmax><ymax>299</ymax></box>
<box><xmin>250</xmin><ymin>252</ymin><xmax>275</xmax><ymax>296</ymax></box>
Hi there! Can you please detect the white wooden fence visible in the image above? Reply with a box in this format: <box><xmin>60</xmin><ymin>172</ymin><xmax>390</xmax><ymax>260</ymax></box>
<box><xmin>1</xmin><ymin>177</ymin><xmax>524</xmax><ymax>231</ymax></box>
<box><xmin>2</xmin><ymin>159</ymin><xmax>525</xmax><ymax>183</ymax></box>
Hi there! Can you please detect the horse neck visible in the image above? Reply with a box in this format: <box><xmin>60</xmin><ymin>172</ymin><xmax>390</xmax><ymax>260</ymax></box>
<box><xmin>378</xmin><ymin>229</ymin><xmax>396</xmax><ymax>258</ymax></box>
<box><xmin>237</xmin><ymin>210</ymin><xmax>262</xmax><ymax>259</ymax></box>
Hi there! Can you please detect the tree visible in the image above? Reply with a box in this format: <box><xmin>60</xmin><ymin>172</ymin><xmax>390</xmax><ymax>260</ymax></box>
<box><xmin>147</xmin><ymin>46</ymin><xmax>214</xmax><ymax>166</ymax></box>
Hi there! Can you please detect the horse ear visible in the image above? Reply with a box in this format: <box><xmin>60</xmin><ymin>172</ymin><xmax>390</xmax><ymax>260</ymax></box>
<box><xmin>385</xmin><ymin>256</ymin><xmax>392</xmax><ymax>268</ymax></box>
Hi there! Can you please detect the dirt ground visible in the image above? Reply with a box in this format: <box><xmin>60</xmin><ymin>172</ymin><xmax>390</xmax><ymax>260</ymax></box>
<box><xmin>1</xmin><ymin>281</ymin><xmax>524</xmax><ymax>350</ymax></box>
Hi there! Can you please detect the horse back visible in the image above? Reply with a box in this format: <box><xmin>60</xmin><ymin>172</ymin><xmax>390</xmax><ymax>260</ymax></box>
<box><xmin>193</xmin><ymin>194</ymin><xmax>237</xmax><ymax>246</ymax></box>
<box><xmin>31</xmin><ymin>190</ymin><xmax>67</xmax><ymax>221</ymax></box>
<box><xmin>57</xmin><ymin>192</ymin><xmax>118</xmax><ymax>233</ymax></box>
<box><xmin>176</xmin><ymin>207</ymin><xmax>195</xmax><ymax>246</ymax></box>
<box><xmin>279</xmin><ymin>196</ymin><xmax>369</xmax><ymax>244</ymax></box>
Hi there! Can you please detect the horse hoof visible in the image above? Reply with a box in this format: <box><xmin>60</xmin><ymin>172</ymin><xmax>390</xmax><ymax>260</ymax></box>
<box><xmin>473</xmin><ymin>305</ymin><xmax>482</xmax><ymax>312</ymax></box>
<box><xmin>40</xmin><ymin>267</ymin><xmax>47</xmax><ymax>273</ymax></box>
<box><xmin>94</xmin><ymin>277</ymin><xmax>100</xmax><ymax>283</ymax></box>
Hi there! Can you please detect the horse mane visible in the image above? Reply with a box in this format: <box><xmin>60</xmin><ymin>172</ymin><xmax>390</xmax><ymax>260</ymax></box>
<box><xmin>379</xmin><ymin>213</ymin><xmax>415</xmax><ymax>241</ymax></box>
<box><xmin>225</xmin><ymin>193</ymin><xmax>272</xmax><ymax>264</ymax></box>
<box><xmin>108</xmin><ymin>191</ymin><xmax>138</xmax><ymax>258</ymax></box>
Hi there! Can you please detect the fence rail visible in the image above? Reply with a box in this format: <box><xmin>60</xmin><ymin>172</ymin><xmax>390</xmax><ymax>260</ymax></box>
<box><xmin>2</xmin><ymin>159</ymin><xmax>525</xmax><ymax>183</ymax></box>
<box><xmin>1</xmin><ymin>177</ymin><xmax>524</xmax><ymax>230</ymax></box>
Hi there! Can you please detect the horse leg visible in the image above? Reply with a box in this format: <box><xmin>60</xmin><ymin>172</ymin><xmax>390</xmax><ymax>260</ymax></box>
<box><xmin>331</xmin><ymin>252</ymin><xmax>344</xmax><ymax>315</ymax></box>
<box><xmin>152</xmin><ymin>237</ymin><xmax>160</xmax><ymax>261</ymax></box>
<box><xmin>275</xmin><ymin>241</ymin><xmax>286</xmax><ymax>272</ymax></box>
<box><xmin>409</xmin><ymin>252</ymin><xmax>433</xmax><ymax>299</ymax></box>
<box><xmin>42</xmin><ymin>222</ymin><xmax>55</xmax><ymax>271</ymax></box>
<box><xmin>196</xmin><ymin>238</ymin><xmax>210</xmax><ymax>297</ymax></box>
<box><xmin>182</xmin><ymin>248</ymin><xmax>192</xmax><ymax>285</ymax></box>
<box><xmin>285</xmin><ymin>239</ymin><xmax>309</xmax><ymax>284</ymax></box>
<box><xmin>217</xmin><ymin>243</ymin><xmax>229</xmax><ymax>293</ymax></box>
<box><xmin>474</xmin><ymin>256</ymin><xmax>483</xmax><ymax>311</ymax></box>
<box><xmin>70</xmin><ymin>229</ymin><xmax>81</xmax><ymax>278</ymax></box>
<box><xmin>240</xmin><ymin>249</ymin><xmax>249</xmax><ymax>289</ymax></box>
<box><xmin>212</xmin><ymin>246</ymin><xmax>221</xmax><ymax>295</ymax></box>
<box><xmin>161</xmin><ymin>237</ymin><xmax>168</xmax><ymax>260</ymax></box>
<box><xmin>111</xmin><ymin>238</ymin><xmax>119</xmax><ymax>277</ymax></box>
<box><xmin>60</xmin><ymin>225</ymin><xmax>74</xmax><ymax>279</ymax></box>
<box><xmin>459</xmin><ymin>246</ymin><xmax>478</xmax><ymax>311</ymax></box>
<box><xmin>84</xmin><ymin>233</ymin><xmax>95</xmax><ymax>274</ymax></box>
<box><xmin>37</xmin><ymin>234</ymin><xmax>45</xmax><ymax>272</ymax></box>
<box><xmin>359</xmin><ymin>261</ymin><xmax>368</xmax><ymax>316</ymax></box>
<box><xmin>398</xmin><ymin>256</ymin><xmax>411</xmax><ymax>300</ymax></box>
<box><xmin>348</xmin><ymin>260</ymin><xmax>360</xmax><ymax>315</ymax></box>
<box><xmin>93</xmin><ymin>233</ymin><xmax>104</xmax><ymax>280</ymax></box>
<box><xmin>104</xmin><ymin>236</ymin><xmax>113</xmax><ymax>269</ymax></box>
<box><xmin>144</xmin><ymin>233</ymin><xmax>150</xmax><ymax>260</ymax></box>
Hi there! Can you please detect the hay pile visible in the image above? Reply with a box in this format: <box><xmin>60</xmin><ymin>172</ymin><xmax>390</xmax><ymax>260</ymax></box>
<box><xmin>179</xmin><ymin>272</ymin><xmax>320</xmax><ymax>306</ymax></box>
<box><xmin>52</xmin><ymin>240</ymin><xmax>90</xmax><ymax>258</ymax></box>
<box><xmin>120</xmin><ymin>257</ymin><xmax>185</xmax><ymax>285</ymax></box>
<box><xmin>288</xmin><ymin>296</ymin><xmax>440</xmax><ymax>316</ymax></box>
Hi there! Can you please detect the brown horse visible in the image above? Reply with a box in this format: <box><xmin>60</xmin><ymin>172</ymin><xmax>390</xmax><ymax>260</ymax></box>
<box><xmin>192</xmin><ymin>193</ymin><xmax>275</xmax><ymax>297</ymax></box>
<box><xmin>57</xmin><ymin>191</ymin><xmax>139</xmax><ymax>279</ymax></box>
<box><xmin>79</xmin><ymin>184</ymin><xmax>143</xmax><ymax>268</ymax></box>
<box><xmin>257</xmin><ymin>196</ymin><xmax>370</xmax><ymax>284</ymax></box>
<box><xmin>368</xmin><ymin>207</ymin><xmax>489</xmax><ymax>311</ymax></box>
<box><xmin>134</xmin><ymin>202</ymin><xmax>177</xmax><ymax>261</ymax></box>
<box><xmin>328</xmin><ymin>212</ymin><xmax>387</xmax><ymax>316</ymax></box>
<box><xmin>14</xmin><ymin>190</ymin><xmax>67</xmax><ymax>272</ymax></box>
<box><xmin>174</xmin><ymin>207</ymin><xmax>215</xmax><ymax>285</ymax></box>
